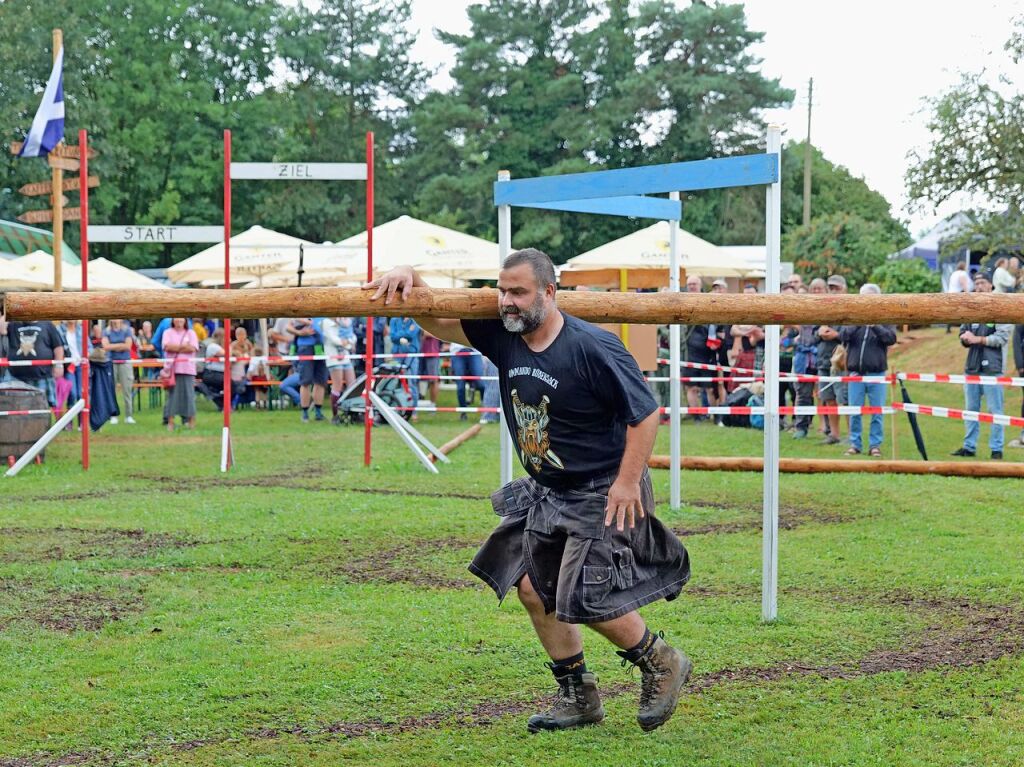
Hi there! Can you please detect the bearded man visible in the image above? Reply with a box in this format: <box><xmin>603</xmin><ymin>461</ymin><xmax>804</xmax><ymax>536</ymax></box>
<box><xmin>365</xmin><ymin>248</ymin><xmax>691</xmax><ymax>733</ymax></box>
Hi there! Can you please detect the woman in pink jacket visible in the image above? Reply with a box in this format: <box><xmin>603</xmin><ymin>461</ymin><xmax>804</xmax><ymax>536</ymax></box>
<box><xmin>163</xmin><ymin>317</ymin><xmax>199</xmax><ymax>432</ymax></box>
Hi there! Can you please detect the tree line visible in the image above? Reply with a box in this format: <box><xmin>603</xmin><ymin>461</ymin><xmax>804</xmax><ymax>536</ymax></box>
<box><xmin>1</xmin><ymin>0</ymin><xmax>911</xmax><ymax>272</ymax></box>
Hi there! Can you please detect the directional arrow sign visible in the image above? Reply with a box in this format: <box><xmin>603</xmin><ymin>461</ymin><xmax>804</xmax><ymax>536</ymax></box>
<box><xmin>17</xmin><ymin>207</ymin><xmax>82</xmax><ymax>224</ymax></box>
<box><xmin>19</xmin><ymin>176</ymin><xmax>100</xmax><ymax>197</ymax></box>
<box><xmin>47</xmin><ymin>155</ymin><xmax>80</xmax><ymax>172</ymax></box>
<box><xmin>9</xmin><ymin>141</ymin><xmax>98</xmax><ymax>159</ymax></box>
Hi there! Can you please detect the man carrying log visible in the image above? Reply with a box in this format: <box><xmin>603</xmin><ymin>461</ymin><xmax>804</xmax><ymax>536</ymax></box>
<box><xmin>366</xmin><ymin>249</ymin><xmax>691</xmax><ymax>734</ymax></box>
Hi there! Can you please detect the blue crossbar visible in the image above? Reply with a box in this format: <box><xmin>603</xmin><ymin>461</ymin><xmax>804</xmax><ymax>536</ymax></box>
<box><xmin>523</xmin><ymin>195</ymin><xmax>681</xmax><ymax>220</ymax></box>
<box><xmin>494</xmin><ymin>153</ymin><xmax>778</xmax><ymax>207</ymax></box>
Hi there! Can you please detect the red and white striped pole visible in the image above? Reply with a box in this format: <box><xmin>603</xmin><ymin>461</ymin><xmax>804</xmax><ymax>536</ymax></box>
<box><xmin>363</xmin><ymin>131</ymin><xmax>374</xmax><ymax>467</ymax></box>
<box><xmin>78</xmin><ymin>128</ymin><xmax>90</xmax><ymax>469</ymax></box>
<box><xmin>222</xmin><ymin>130</ymin><xmax>233</xmax><ymax>471</ymax></box>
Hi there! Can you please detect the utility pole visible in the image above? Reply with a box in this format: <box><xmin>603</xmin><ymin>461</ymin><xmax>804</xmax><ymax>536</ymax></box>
<box><xmin>802</xmin><ymin>77</ymin><xmax>813</xmax><ymax>227</ymax></box>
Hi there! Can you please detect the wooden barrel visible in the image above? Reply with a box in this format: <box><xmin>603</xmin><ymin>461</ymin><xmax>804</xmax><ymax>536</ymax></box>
<box><xmin>0</xmin><ymin>386</ymin><xmax>51</xmax><ymax>463</ymax></box>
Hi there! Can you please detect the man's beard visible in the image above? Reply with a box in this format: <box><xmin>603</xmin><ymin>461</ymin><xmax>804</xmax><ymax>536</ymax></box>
<box><xmin>500</xmin><ymin>294</ymin><xmax>547</xmax><ymax>334</ymax></box>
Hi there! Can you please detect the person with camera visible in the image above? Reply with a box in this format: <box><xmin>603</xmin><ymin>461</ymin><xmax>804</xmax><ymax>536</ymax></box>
<box><xmin>815</xmin><ymin>275</ymin><xmax>849</xmax><ymax>444</ymax></box>
<box><xmin>951</xmin><ymin>270</ymin><xmax>1013</xmax><ymax>460</ymax></box>
<box><xmin>840</xmin><ymin>284</ymin><xmax>897</xmax><ymax>457</ymax></box>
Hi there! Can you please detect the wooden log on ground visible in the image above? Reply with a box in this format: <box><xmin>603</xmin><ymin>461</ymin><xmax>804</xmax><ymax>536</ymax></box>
<box><xmin>429</xmin><ymin>422</ymin><xmax>483</xmax><ymax>463</ymax></box>
<box><xmin>4</xmin><ymin>288</ymin><xmax>1024</xmax><ymax>325</ymax></box>
<box><xmin>648</xmin><ymin>454</ymin><xmax>1024</xmax><ymax>478</ymax></box>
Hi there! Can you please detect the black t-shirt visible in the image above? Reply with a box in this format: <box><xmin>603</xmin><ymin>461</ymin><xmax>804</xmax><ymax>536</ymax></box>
<box><xmin>6</xmin><ymin>321</ymin><xmax>63</xmax><ymax>380</ymax></box>
<box><xmin>462</xmin><ymin>313</ymin><xmax>658</xmax><ymax>489</ymax></box>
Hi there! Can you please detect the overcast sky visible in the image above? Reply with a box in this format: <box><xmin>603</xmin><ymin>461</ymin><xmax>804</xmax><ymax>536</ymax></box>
<box><xmin>405</xmin><ymin>0</ymin><xmax>1022</xmax><ymax>239</ymax></box>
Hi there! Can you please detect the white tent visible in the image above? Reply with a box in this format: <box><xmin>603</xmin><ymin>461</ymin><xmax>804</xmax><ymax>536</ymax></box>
<box><xmin>167</xmin><ymin>225</ymin><xmax>352</xmax><ymax>286</ymax></box>
<box><xmin>560</xmin><ymin>221</ymin><xmax>764</xmax><ymax>288</ymax></box>
<box><xmin>10</xmin><ymin>251</ymin><xmax>164</xmax><ymax>291</ymax></box>
<box><xmin>242</xmin><ymin>245</ymin><xmax>363</xmax><ymax>288</ymax></box>
<box><xmin>89</xmin><ymin>258</ymin><xmax>166</xmax><ymax>290</ymax></box>
<box><xmin>0</xmin><ymin>256</ymin><xmax>53</xmax><ymax>289</ymax></box>
<box><xmin>337</xmin><ymin>215</ymin><xmax>499</xmax><ymax>284</ymax></box>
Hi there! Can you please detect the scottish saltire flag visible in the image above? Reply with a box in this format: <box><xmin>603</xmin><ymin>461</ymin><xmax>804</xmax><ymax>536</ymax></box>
<box><xmin>18</xmin><ymin>46</ymin><xmax>65</xmax><ymax>158</ymax></box>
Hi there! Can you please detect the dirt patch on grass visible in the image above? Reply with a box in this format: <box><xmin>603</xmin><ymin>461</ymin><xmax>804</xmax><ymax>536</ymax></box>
<box><xmin>0</xmin><ymin>526</ymin><xmax>200</xmax><ymax>563</ymax></box>
<box><xmin>673</xmin><ymin>506</ymin><xmax>855</xmax><ymax>537</ymax></box>
<box><xmin>110</xmin><ymin>563</ymin><xmax>255</xmax><ymax>577</ymax></box>
<box><xmin>345</xmin><ymin>486</ymin><xmax>490</xmax><ymax>502</ymax></box>
<box><xmin>329</xmin><ymin>536</ymin><xmax>481</xmax><ymax>589</ymax></box>
<box><xmin>310</xmin><ymin>504</ymin><xmax>852</xmax><ymax>590</ymax></box>
<box><xmin>0</xmin><ymin>578</ymin><xmax>143</xmax><ymax>633</ymax></box>
<box><xmin>694</xmin><ymin>592</ymin><xmax>1024</xmax><ymax>689</ymax></box>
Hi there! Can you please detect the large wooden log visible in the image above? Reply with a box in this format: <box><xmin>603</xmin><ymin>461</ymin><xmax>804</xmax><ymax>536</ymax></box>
<box><xmin>4</xmin><ymin>287</ymin><xmax>1024</xmax><ymax>325</ymax></box>
<box><xmin>648</xmin><ymin>454</ymin><xmax>1024</xmax><ymax>478</ymax></box>
<box><xmin>428</xmin><ymin>423</ymin><xmax>483</xmax><ymax>463</ymax></box>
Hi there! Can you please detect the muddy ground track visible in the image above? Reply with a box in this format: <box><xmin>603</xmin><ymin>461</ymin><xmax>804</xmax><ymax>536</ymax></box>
<box><xmin>15</xmin><ymin>471</ymin><xmax>801</xmax><ymax>513</ymax></box>
<box><xmin>5</xmin><ymin>588</ymin><xmax>1023</xmax><ymax>767</ymax></box>
<box><xmin>0</xmin><ymin>499</ymin><xmax>851</xmax><ymax>618</ymax></box>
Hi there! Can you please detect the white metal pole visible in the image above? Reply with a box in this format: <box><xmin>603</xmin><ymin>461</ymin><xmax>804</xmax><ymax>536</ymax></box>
<box><xmin>762</xmin><ymin>125</ymin><xmax>783</xmax><ymax>622</ymax></box>
<box><xmin>668</xmin><ymin>193</ymin><xmax>681</xmax><ymax>510</ymax></box>
<box><xmin>497</xmin><ymin>170</ymin><xmax>515</xmax><ymax>486</ymax></box>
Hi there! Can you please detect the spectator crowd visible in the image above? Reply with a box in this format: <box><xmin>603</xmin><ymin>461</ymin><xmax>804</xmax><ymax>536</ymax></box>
<box><xmin>1</xmin><ymin>257</ymin><xmax>1022</xmax><ymax>457</ymax></box>
<box><xmin>0</xmin><ymin>312</ymin><xmax>502</xmax><ymax>430</ymax></box>
<box><xmin>657</xmin><ymin>266</ymin><xmax>1024</xmax><ymax>460</ymax></box>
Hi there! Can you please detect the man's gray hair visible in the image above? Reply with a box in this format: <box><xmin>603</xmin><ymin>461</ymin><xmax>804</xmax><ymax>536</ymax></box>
<box><xmin>859</xmin><ymin>283</ymin><xmax>882</xmax><ymax>295</ymax></box>
<box><xmin>502</xmin><ymin>248</ymin><xmax>557</xmax><ymax>290</ymax></box>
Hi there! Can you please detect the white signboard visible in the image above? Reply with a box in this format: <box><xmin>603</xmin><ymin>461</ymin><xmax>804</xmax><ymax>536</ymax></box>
<box><xmin>88</xmin><ymin>225</ymin><xmax>223</xmax><ymax>243</ymax></box>
<box><xmin>231</xmin><ymin>162</ymin><xmax>367</xmax><ymax>181</ymax></box>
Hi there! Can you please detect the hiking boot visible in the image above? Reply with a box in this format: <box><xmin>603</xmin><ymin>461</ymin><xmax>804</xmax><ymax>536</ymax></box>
<box><xmin>621</xmin><ymin>636</ymin><xmax>692</xmax><ymax>732</ymax></box>
<box><xmin>950</xmin><ymin>447</ymin><xmax>975</xmax><ymax>457</ymax></box>
<box><xmin>526</xmin><ymin>672</ymin><xmax>604</xmax><ymax>733</ymax></box>
<box><xmin>331</xmin><ymin>414</ymin><xmax>343</xmax><ymax>426</ymax></box>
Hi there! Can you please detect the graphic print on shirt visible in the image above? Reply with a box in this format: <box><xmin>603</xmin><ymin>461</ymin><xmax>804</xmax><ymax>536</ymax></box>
<box><xmin>17</xmin><ymin>327</ymin><xmax>40</xmax><ymax>356</ymax></box>
<box><xmin>511</xmin><ymin>388</ymin><xmax>564</xmax><ymax>473</ymax></box>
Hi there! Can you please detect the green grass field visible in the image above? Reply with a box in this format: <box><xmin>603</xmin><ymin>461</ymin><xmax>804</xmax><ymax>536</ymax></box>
<box><xmin>2</xmin><ymin>327</ymin><xmax>1023</xmax><ymax>766</ymax></box>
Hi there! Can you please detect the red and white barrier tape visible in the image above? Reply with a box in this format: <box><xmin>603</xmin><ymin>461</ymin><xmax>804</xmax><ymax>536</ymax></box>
<box><xmin>0</xmin><ymin>409</ymin><xmax>57</xmax><ymax>417</ymax></box>
<box><xmin>897</xmin><ymin>372</ymin><xmax>1024</xmax><ymax>388</ymax></box>
<box><xmin>659</xmin><ymin>405</ymin><xmax>894</xmax><ymax>417</ymax></box>
<box><xmin>892</xmin><ymin>402</ymin><xmax>1024</xmax><ymax>429</ymax></box>
<box><xmin>375</xmin><ymin>373</ymin><xmax>497</xmax><ymax>382</ymax></box>
<box><xmin>392</xmin><ymin>405</ymin><xmax>500</xmax><ymax>414</ymax></box>
<box><xmin>656</xmin><ymin>403</ymin><xmax>1024</xmax><ymax>428</ymax></box>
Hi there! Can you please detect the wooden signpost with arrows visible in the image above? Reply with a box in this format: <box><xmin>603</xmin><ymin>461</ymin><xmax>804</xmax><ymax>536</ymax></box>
<box><xmin>10</xmin><ymin>139</ymin><xmax>100</xmax><ymax>289</ymax></box>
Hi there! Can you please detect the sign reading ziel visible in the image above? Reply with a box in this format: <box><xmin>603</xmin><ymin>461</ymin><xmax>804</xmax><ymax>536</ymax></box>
<box><xmin>88</xmin><ymin>225</ymin><xmax>224</xmax><ymax>243</ymax></box>
<box><xmin>231</xmin><ymin>163</ymin><xmax>367</xmax><ymax>181</ymax></box>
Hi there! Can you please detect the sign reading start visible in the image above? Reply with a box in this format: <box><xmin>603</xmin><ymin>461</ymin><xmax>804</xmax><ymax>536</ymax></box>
<box><xmin>88</xmin><ymin>225</ymin><xmax>224</xmax><ymax>244</ymax></box>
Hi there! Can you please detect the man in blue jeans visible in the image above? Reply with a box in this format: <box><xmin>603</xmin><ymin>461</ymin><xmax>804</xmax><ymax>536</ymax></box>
<box><xmin>286</xmin><ymin>318</ymin><xmax>327</xmax><ymax>422</ymax></box>
<box><xmin>951</xmin><ymin>270</ymin><xmax>1013</xmax><ymax>460</ymax></box>
<box><xmin>840</xmin><ymin>284</ymin><xmax>897</xmax><ymax>457</ymax></box>
<box><xmin>389</xmin><ymin>317</ymin><xmax>421</xmax><ymax>407</ymax></box>
<box><xmin>451</xmin><ymin>341</ymin><xmax>485</xmax><ymax>419</ymax></box>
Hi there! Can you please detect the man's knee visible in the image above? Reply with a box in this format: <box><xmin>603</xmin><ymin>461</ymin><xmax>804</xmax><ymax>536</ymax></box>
<box><xmin>516</xmin><ymin>574</ymin><xmax>545</xmax><ymax>613</ymax></box>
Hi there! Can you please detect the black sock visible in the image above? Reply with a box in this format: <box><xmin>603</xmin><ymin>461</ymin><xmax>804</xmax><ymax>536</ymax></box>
<box><xmin>618</xmin><ymin>627</ymin><xmax>657</xmax><ymax>664</ymax></box>
<box><xmin>548</xmin><ymin>651</ymin><xmax>587</xmax><ymax>678</ymax></box>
